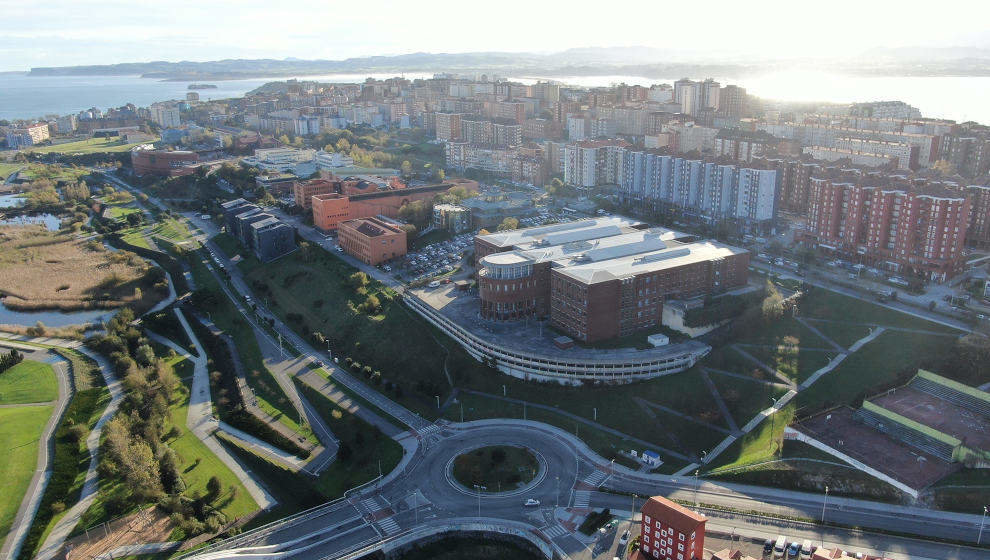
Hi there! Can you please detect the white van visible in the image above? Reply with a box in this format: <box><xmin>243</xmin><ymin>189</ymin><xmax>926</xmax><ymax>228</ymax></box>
<box><xmin>773</xmin><ymin>536</ymin><xmax>788</xmax><ymax>559</ymax></box>
<box><xmin>800</xmin><ymin>540</ymin><xmax>813</xmax><ymax>560</ymax></box>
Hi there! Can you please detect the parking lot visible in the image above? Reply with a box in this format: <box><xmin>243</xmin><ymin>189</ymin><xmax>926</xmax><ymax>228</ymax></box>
<box><xmin>397</xmin><ymin>232</ymin><xmax>474</xmax><ymax>283</ymax></box>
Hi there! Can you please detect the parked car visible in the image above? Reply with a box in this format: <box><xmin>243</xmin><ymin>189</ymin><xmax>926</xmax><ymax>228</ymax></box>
<box><xmin>763</xmin><ymin>539</ymin><xmax>774</xmax><ymax>556</ymax></box>
<box><xmin>787</xmin><ymin>542</ymin><xmax>801</xmax><ymax>559</ymax></box>
<box><xmin>524</xmin><ymin>498</ymin><xmax>540</xmax><ymax>506</ymax></box>
<box><xmin>619</xmin><ymin>531</ymin><xmax>630</xmax><ymax>545</ymax></box>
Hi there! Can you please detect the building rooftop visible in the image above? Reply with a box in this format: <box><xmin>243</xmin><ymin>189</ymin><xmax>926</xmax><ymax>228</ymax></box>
<box><xmin>556</xmin><ymin>240</ymin><xmax>748</xmax><ymax>284</ymax></box>
<box><xmin>476</xmin><ymin>216</ymin><xmax>644</xmax><ymax>249</ymax></box>
<box><xmin>643</xmin><ymin>495</ymin><xmax>706</xmax><ymax>532</ymax></box>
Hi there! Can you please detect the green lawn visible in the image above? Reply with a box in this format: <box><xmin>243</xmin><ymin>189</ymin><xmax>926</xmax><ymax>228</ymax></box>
<box><xmin>741</xmin><ymin>345</ymin><xmax>836</xmax><ymax>383</ymax></box>
<box><xmin>0</xmin><ymin>360</ymin><xmax>58</xmax><ymax>404</ymax></box>
<box><xmin>296</xmin><ymin>381</ymin><xmax>404</xmax><ymax>498</ymax></box>
<box><xmin>798</xmin><ymin>289</ymin><xmax>960</xmax><ymax>333</ymax></box>
<box><xmin>16</xmin><ymin>386</ymin><xmax>110</xmax><ymax>559</ymax></box>
<box><xmin>166</xmin><ymin>395</ymin><xmax>259</xmax><ymax>521</ymax></box>
<box><xmin>804</xmin><ymin>320</ymin><xmax>873</xmax><ymax>350</ymax></box>
<box><xmin>30</xmin><ymin>137</ymin><xmax>157</xmax><ymax>155</ymax></box>
<box><xmin>707</xmin><ymin>404</ymin><xmax>795</xmax><ymax>472</ymax></box>
<box><xmin>242</xmin><ymin>248</ymin><xmax>450</xmax><ymax>419</ymax></box>
<box><xmin>0</xmin><ymin>163</ymin><xmax>23</xmax><ymax>181</ymax></box>
<box><xmin>119</xmin><ymin>227</ymin><xmax>154</xmax><ymax>250</ymax></box>
<box><xmin>797</xmin><ymin>330</ymin><xmax>955</xmax><ymax>409</ymax></box>
<box><xmin>17</xmin><ymin>164</ymin><xmax>89</xmax><ymax>183</ymax></box>
<box><xmin>706</xmin><ymin>371</ymin><xmax>788</xmax><ymax>428</ymax></box>
<box><xmin>150</xmin><ymin>219</ymin><xmax>192</xmax><ymax>244</ymax></box>
<box><xmin>105</xmin><ymin>205</ymin><xmax>141</xmax><ymax>220</ymax></box>
<box><xmin>0</xmin><ymin>405</ymin><xmax>54</xmax><ymax>542</ymax></box>
<box><xmin>53</xmin><ymin>348</ymin><xmax>104</xmax><ymax>391</ymax></box>
<box><xmin>451</xmin><ymin>445</ymin><xmax>538</xmax><ymax>493</ymax></box>
<box><xmin>211</xmin><ymin>233</ymin><xmax>242</xmax><ymax>259</ymax></box>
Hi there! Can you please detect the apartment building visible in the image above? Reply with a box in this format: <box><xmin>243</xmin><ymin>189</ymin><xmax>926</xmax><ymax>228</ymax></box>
<box><xmin>802</xmin><ymin>146</ymin><xmax>899</xmax><ymax>169</ymax></box>
<box><xmin>5</xmin><ymin>122</ymin><xmax>51</xmax><ymax>148</ymax></box>
<box><xmin>806</xmin><ymin>176</ymin><xmax>970</xmax><ymax>281</ymax></box>
<box><xmin>964</xmin><ymin>185</ymin><xmax>990</xmax><ymax>249</ymax></box>
<box><xmin>637</xmin><ymin>495</ymin><xmax>706</xmax><ymax>560</ymax></box>
<box><xmin>618</xmin><ymin>151</ymin><xmax>778</xmax><ymax>225</ymax></box>
<box><xmin>338</xmin><ymin>216</ymin><xmax>407</xmax><ymax>265</ymax></box>
<box><xmin>714</xmin><ymin>129</ymin><xmax>778</xmax><ymax>162</ymax></box>
<box><xmin>434</xmin><ymin>112</ymin><xmax>463</xmax><ymax>141</ymax></box>
<box><xmin>474</xmin><ymin>217</ymin><xmax>748</xmax><ymax>342</ymax></box>
<box><xmin>150</xmin><ymin>103</ymin><xmax>181</xmax><ymax>128</ymax></box>
<box><xmin>939</xmin><ymin>134</ymin><xmax>990</xmax><ymax>178</ymax></box>
<box><xmin>563</xmin><ymin>139</ymin><xmax>630</xmax><ymax>187</ymax></box>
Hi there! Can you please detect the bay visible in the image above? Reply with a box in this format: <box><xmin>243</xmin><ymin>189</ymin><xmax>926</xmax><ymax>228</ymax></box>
<box><xmin>0</xmin><ymin>69</ymin><xmax>987</xmax><ymax>125</ymax></box>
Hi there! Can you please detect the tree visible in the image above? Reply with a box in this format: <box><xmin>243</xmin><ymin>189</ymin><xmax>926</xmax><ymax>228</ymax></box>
<box><xmin>135</xmin><ymin>344</ymin><xmax>155</xmax><ymax>366</ymax></box>
<box><xmin>400</xmin><ymin>160</ymin><xmax>413</xmax><ymax>177</ymax></box>
<box><xmin>496</xmin><ymin>217</ymin><xmax>520</xmax><ymax>231</ymax></box>
<box><xmin>338</xmin><ymin>442</ymin><xmax>353</xmax><ymax>462</ymax></box>
<box><xmin>437</xmin><ymin>168</ymin><xmax>445</xmax><ymax>182</ymax></box>
<box><xmin>335</xmin><ymin>138</ymin><xmax>351</xmax><ymax>153</ymax></box>
<box><xmin>348</xmin><ymin>271</ymin><xmax>369</xmax><ymax>289</ymax></box>
<box><xmin>206</xmin><ymin>476</ymin><xmax>222</xmax><ymax>502</ymax></box>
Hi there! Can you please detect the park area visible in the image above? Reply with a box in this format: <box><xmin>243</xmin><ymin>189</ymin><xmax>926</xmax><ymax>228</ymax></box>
<box><xmin>0</xmin><ymin>226</ymin><xmax>166</xmax><ymax>313</ymax></box>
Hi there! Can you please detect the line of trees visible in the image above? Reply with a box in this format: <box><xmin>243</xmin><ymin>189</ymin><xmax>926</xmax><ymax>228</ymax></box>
<box><xmin>0</xmin><ymin>348</ymin><xmax>24</xmax><ymax>374</ymax></box>
<box><xmin>86</xmin><ymin>308</ymin><xmax>230</xmax><ymax>535</ymax></box>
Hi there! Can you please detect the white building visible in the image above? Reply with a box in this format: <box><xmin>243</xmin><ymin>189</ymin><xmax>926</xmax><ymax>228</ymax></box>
<box><xmin>242</xmin><ymin>147</ymin><xmax>316</xmax><ymax>172</ymax></box>
<box><xmin>150</xmin><ymin>103</ymin><xmax>181</xmax><ymax>128</ymax></box>
<box><xmin>314</xmin><ymin>150</ymin><xmax>355</xmax><ymax>170</ymax></box>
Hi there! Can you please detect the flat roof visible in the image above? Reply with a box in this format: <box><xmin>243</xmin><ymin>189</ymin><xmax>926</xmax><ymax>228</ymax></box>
<box><xmin>556</xmin><ymin>240</ymin><xmax>747</xmax><ymax>284</ymax></box>
<box><xmin>476</xmin><ymin>216</ymin><xmax>644</xmax><ymax>249</ymax></box>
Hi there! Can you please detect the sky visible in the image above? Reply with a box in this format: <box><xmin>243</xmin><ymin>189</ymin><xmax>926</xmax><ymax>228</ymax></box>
<box><xmin>2</xmin><ymin>0</ymin><xmax>989</xmax><ymax>71</ymax></box>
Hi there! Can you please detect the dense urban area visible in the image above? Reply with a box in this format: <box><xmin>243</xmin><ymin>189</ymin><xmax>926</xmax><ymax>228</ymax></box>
<box><xmin>1</xmin><ymin>67</ymin><xmax>990</xmax><ymax>560</ymax></box>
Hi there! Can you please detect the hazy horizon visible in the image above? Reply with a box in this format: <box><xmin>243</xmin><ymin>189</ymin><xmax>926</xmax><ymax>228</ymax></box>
<box><xmin>3</xmin><ymin>0</ymin><xmax>990</xmax><ymax>72</ymax></box>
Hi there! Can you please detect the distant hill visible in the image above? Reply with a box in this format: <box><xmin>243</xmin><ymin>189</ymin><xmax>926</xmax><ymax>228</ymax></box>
<box><xmin>26</xmin><ymin>47</ymin><xmax>990</xmax><ymax>80</ymax></box>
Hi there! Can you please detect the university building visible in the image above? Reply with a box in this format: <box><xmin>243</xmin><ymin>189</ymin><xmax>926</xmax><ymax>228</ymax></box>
<box><xmin>475</xmin><ymin>217</ymin><xmax>749</xmax><ymax>343</ymax></box>
<box><xmin>637</xmin><ymin>495</ymin><xmax>706</xmax><ymax>560</ymax></box>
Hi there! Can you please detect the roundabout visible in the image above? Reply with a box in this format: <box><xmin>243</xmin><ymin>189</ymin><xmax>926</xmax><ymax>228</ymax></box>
<box><xmin>446</xmin><ymin>444</ymin><xmax>546</xmax><ymax>497</ymax></box>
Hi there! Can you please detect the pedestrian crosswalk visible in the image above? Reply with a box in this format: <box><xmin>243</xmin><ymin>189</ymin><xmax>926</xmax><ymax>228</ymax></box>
<box><xmin>542</xmin><ymin>524</ymin><xmax>569</xmax><ymax>538</ymax></box>
<box><xmin>583</xmin><ymin>470</ymin><xmax>607</xmax><ymax>487</ymax></box>
<box><xmin>573</xmin><ymin>490</ymin><xmax>591</xmax><ymax>509</ymax></box>
<box><xmin>377</xmin><ymin>516</ymin><xmax>401</xmax><ymax>535</ymax></box>
<box><xmin>418</xmin><ymin>423</ymin><xmax>441</xmax><ymax>437</ymax></box>
<box><xmin>359</xmin><ymin>497</ymin><xmax>383</xmax><ymax>513</ymax></box>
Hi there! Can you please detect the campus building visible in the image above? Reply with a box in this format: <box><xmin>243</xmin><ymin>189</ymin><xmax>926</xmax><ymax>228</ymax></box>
<box><xmin>220</xmin><ymin>198</ymin><xmax>296</xmax><ymax>262</ymax></box>
<box><xmin>311</xmin><ymin>179</ymin><xmax>478</xmax><ymax>232</ymax></box>
<box><xmin>638</xmin><ymin>495</ymin><xmax>706</xmax><ymax>560</ymax></box>
<box><xmin>474</xmin><ymin>217</ymin><xmax>749</xmax><ymax>342</ymax></box>
<box><xmin>338</xmin><ymin>217</ymin><xmax>407</xmax><ymax>265</ymax></box>
<box><xmin>131</xmin><ymin>148</ymin><xmax>199</xmax><ymax>176</ymax></box>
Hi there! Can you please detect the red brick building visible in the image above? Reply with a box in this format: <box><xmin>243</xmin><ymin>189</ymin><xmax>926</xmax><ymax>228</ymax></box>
<box><xmin>475</xmin><ymin>217</ymin><xmax>749</xmax><ymax>342</ymax></box>
<box><xmin>805</xmin><ymin>175</ymin><xmax>971</xmax><ymax>281</ymax></box>
<box><xmin>131</xmin><ymin>149</ymin><xmax>199</xmax><ymax>176</ymax></box>
<box><xmin>338</xmin><ymin>217</ymin><xmax>407</xmax><ymax>265</ymax></box>
<box><xmin>639</xmin><ymin>495</ymin><xmax>706</xmax><ymax>560</ymax></box>
<box><xmin>312</xmin><ymin>178</ymin><xmax>479</xmax><ymax>232</ymax></box>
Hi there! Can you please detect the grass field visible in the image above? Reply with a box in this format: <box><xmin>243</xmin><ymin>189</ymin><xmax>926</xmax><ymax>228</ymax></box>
<box><xmin>0</xmin><ymin>405</ymin><xmax>54</xmax><ymax>543</ymax></box>
<box><xmin>16</xmin><ymin>386</ymin><xmax>110</xmax><ymax>560</ymax></box>
<box><xmin>451</xmin><ymin>445</ymin><xmax>538</xmax><ymax>493</ymax></box>
<box><xmin>29</xmin><ymin>137</ymin><xmax>156</xmax><ymax>155</ymax></box>
<box><xmin>119</xmin><ymin>227</ymin><xmax>154</xmax><ymax>250</ymax></box>
<box><xmin>166</xmin><ymin>382</ymin><xmax>259</xmax><ymax>521</ymax></box>
<box><xmin>17</xmin><ymin>164</ymin><xmax>89</xmax><ymax>183</ymax></box>
<box><xmin>105</xmin><ymin>205</ymin><xmax>140</xmax><ymax>220</ymax></box>
<box><xmin>241</xmin><ymin>247</ymin><xmax>450</xmax><ymax>419</ymax></box>
<box><xmin>0</xmin><ymin>360</ymin><xmax>58</xmax><ymax>404</ymax></box>
<box><xmin>149</xmin><ymin>219</ymin><xmax>192</xmax><ymax>244</ymax></box>
<box><xmin>0</xmin><ymin>163</ymin><xmax>23</xmax><ymax>181</ymax></box>
<box><xmin>296</xmin><ymin>381</ymin><xmax>404</xmax><ymax>498</ymax></box>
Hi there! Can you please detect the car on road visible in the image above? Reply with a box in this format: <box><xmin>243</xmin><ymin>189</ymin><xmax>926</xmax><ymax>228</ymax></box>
<box><xmin>428</xmin><ymin>280</ymin><xmax>441</xmax><ymax>288</ymax></box>
<box><xmin>524</xmin><ymin>498</ymin><xmax>540</xmax><ymax>506</ymax></box>
<box><xmin>618</xmin><ymin>531</ymin><xmax>630</xmax><ymax>545</ymax></box>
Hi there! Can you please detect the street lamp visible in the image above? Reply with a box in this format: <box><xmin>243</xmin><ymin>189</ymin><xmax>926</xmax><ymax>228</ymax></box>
<box><xmin>821</xmin><ymin>485</ymin><xmax>829</xmax><ymax>548</ymax></box>
<box><xmin>473</xmin><ymin>484</ymin><xmax>487</xmax><ymax>517</ymax></box>
<box><xmin>979</xmin><ymin>505</ymin><xmax>988</xmax><ymax>545</ymax></box>
<box><xmin>435</xmin><ymin>395</ymin><xmax>440</xmax><ymax>409</ymax></box>
<box><xmin>694</xmin><ymin>469</ymin><xmax>700</xmax><ymax>507</ymax></box>
<box><xmin>768</xmin><ymin>396</ymin><xmax>778</xmax><ymax>456</ymax></box>
<box><xmin>555</xmin><ymin>476</ymin><xmax>560</xmax><ymax>509</ymax></box>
